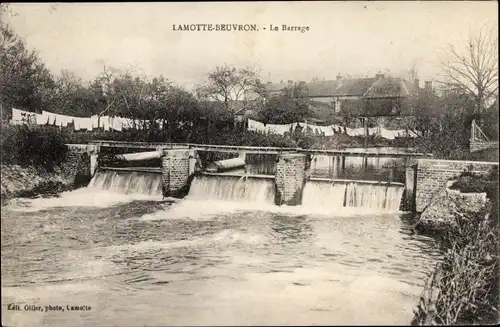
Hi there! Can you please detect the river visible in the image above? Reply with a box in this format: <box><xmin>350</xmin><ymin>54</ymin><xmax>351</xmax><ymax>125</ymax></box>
<box><xmin>1</xmin><ymin>184</ymin><xmax>441</xmax><ymax>326</ymax></box>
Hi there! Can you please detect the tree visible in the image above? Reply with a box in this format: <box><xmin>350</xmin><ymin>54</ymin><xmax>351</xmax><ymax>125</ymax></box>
<box><xmin>44</xmin><ymin>69</ymin><xmax>96</xmax><ymax>117</ymax></box>
<box><xmin>439</xmin><ymin>26</ymin><xmax>499</xmax><ymax>119</ymax></box>
<box><xmin>88</xmin><ymin>64</ymin><xmax>147</xmax><ymax>129</ymax></box>
<box><xmin>0</xmin><ymin>17</ymin><xmax>55</xmax><ymax>118</ymax></box>
<box><xmin>199</xmin><ymin>65</ymin><xmax>265</xmax><ymax>127</ymax></box>
<box><xmin>258</xmin><ymin>82</ymin><xmax>312</xmax><ymax>124</ymax></box>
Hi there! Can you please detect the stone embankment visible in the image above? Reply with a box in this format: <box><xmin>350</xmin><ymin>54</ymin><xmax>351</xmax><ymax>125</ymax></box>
<box><xmin>415</xmin><ymin>180</ymin><xmax>488</xmax><ymax>233</ymax></box>
<box><xmin>1</xmin><ymin>152</ymin><xmax>91</xmax><ymax>202</ymax></box>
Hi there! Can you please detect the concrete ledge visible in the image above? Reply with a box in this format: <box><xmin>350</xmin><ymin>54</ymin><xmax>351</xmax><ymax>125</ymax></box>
<box><xmin>100</xmin><ymin>166</ymin><xmax>162</xmax><ymax>174</ymax></box>
<box><xmin>202</xmin><ymin>172</ymin><xmax>275</xmax><ymax>179</ymax></box>
<box><xmin>308</xmin><ymin>177</ymin><xmax>405</xmax><ymax>187</ymax></box>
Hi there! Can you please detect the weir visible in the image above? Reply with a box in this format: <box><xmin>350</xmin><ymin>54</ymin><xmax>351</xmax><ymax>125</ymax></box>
<box><xmin>70</xmin><ymin>141</ymin><xmax>436</xmax><ymax>211</ymax></box>
<box><xmin>188</xmin><ymin>174</ymin><xmax>275</xmax><ymax>204</ymax></box>
<box><xmin>87</xmin><ymin>169</ymin><xmax>163</xmax><ymax>196</ymax></box>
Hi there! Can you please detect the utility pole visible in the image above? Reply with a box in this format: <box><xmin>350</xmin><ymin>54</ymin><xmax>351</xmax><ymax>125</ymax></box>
<box><xmin>362</xmin><ymin>116</ymin><xmax>368</xmax><ymax>149</ymax></box>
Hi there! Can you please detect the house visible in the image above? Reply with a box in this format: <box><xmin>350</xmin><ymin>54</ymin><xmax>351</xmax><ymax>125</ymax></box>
<box><xmin>265</xmin><ymin>73</ymin><xmax>432</xmax><ymax>117</ymax></box>
<box><xmin>265</xmin><ymin>80</ymin><xmax>294</xmax><ymax>97</ymax></box>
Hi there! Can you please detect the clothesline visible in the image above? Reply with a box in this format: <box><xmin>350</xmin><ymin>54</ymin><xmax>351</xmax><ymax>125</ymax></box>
<box><xmin>10</xmin><ymin>108</ymin><xmax>165</xmax><ymax>132</ymax></box>
<box><xmin>247</xmin><ymin>118</ymin><xmax>419</xmax><ymax>139</ymax></box>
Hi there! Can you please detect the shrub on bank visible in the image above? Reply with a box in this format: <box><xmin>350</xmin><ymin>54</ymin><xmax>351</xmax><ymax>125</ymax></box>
<box><xmin>449</xmin><ymin>169</ymin><xmax>498</xmax><ymax>197</ymax></box>
<box><xmin>1</xmin><ymin>125</ymin><xmax>69</xmax><ymax>172</ymax></box>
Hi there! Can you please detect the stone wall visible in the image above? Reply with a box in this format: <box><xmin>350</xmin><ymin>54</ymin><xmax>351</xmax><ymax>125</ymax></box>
<box><xmin>274</xmin><ymin>153</ymin><xmax>306</xmax><ymax>205</ymax></box>
<box><xmin>66</xmin><ymin>144</ymin><xmax>98</xmax><ymax>177</ymax></box>
<box><xmin>470</xmin><ymin>140</ymin><xmax>499</xmax><ymax>153</ymax></box>
<box><xmin>416</xmin><ymin>180</ymin><xmax>488</xmax><ymax>232</ymax></box>
<box><xmin>416</xmin><ymin>159</ymin><xmax>497</xmax><ymax>212</ymax></box>
<box><xmin>59</xmin><ymin>151</ymin><xmax>92</xmax><ymax>187</ymax></box>
<box><xmin>1</xmin><ymin>148</ymin><xmax>91</xmax><ymax>200</ymax></box>
<box><xmin>161</xmin><ymin>149</ymin><xmax>191</xmax><ymax>197</ymax></box>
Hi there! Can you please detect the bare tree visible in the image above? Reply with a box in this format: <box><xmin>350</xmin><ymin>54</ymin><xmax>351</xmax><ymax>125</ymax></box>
<box><xmin>407</xmin><ymin>62</ymin><xmax>419</xmax><ymax>82</ymax></box>
<box><xmin>439</xmin><ymin>26</ymin><xmax>499</xmax><ymax>118</ymax></box>
<box><xmin>199</xmin><ymin>65</ymin><xmax>264</xmax><ymax>127</ymax></box>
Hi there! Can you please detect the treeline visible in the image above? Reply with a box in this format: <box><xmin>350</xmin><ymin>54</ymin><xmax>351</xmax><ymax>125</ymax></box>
<box><xmin>0</xmin><ymin>16</ymin><xmax>314</xmax><ymax>133</ymax></box>
<box><xmin>1</xmin><ymin>11</ymin><xmax>498</xmax><ymax>161</ymax></box>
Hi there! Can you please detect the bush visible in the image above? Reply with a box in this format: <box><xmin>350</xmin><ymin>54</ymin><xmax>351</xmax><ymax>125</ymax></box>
<box><xmin>1</xmin><ymin>124</ymin><xmax>69</xmax><ymax>171</ymax></box>
<box><xmin>449</xmin><ymin>169</ymin><xmax>499</xmax><ymax>199</ymax></box>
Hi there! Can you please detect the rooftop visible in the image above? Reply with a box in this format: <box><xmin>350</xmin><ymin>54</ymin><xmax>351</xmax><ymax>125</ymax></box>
<box><xmin>265</xmin><ymin>74</ymin><xmax>425</xmax><ymax>98</ymax></box>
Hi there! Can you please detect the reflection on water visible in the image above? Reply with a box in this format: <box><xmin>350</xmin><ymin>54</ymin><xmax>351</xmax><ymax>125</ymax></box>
<box><xmin>1</xmin><ymin>190</ymin><xmax>441</xmax><ymax>326</ymax></box>
<box><xmin>239</xmin><ymin>148</ymin><xmax>408</xmax><ymax>183</ymax></box>
<box><xmin>310</xmin><ymin>155</ymin><xmax>405</xmax><ymax>183</ymax></box>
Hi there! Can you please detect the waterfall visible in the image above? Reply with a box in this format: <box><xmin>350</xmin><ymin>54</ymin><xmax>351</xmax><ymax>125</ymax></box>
<box><xmin>87</xmin><ymin>170</ymin><xmax>163</xmax><ymax>196</ymax></box>
<box><xmin>302</xmin><ymin>182</ymin><xmax>346</xmax><ymax>210</ymax></box>
<box><xmin>302</xmin><ymin>180</ymin><xmax>404</xmax><ymax>211</ymax></box>
<box><xmin>188</xmin><ymin>175</ymin><xmax>275</xmax><ymax>204</ymax></box>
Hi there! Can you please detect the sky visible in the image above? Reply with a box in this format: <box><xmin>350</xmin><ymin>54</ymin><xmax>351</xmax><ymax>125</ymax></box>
<box><xmin>4</xmin><ymin>1</ymin><xmax>498</xmax><ymax>90</ymax></box>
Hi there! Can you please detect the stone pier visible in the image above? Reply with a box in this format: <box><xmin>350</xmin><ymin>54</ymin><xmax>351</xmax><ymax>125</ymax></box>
<box><xmin>274</xmin><ymin>153</ymin><xmax>307</xmax><ymax>205</ymax></box>
<box><xmin>89</xmin><ymin>144</ymin><xmax>99</xmax><ymax>177</ymax></box>
<box><xmin>403</xmin><ymin>158</ymin><xmax>417</xmax><ymax>212</ymax></box>
<box><xmin>161</xmin><ymin>148</ymin><xmax>191</xmax><ymax>197</ymax></box>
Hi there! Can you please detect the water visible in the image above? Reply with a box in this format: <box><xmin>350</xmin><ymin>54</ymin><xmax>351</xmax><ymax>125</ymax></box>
<box><xmin>309</xmin><ymin>154</ymin><xmax>406</xmax><ymax>183</ymax></box>
<box><xmin>302</xmin><ymin>181</ymin><xmax>404</xmax><ymax>211</ymax></box>
<box><xmin>88</xmin><ymin>170</ymin><xmax>163</xmax><ymax>196</ymax></box>
<box><xmin>1</xmin><ymin>173</ymin><xmax>441</xmax><ymax>326</ymax></box>
<box><xmin>188</xmin><ymin>175</ymin><xmax>275</xmax><ymax>204</ymax></box>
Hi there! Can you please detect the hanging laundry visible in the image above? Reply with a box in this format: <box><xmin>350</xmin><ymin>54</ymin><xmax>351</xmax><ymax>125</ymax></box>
<box><xmin>90</xmin><ymin>115</ymin><xmax>99</xmax><ymax>129</ymax></box>
<box><xmin>368</xmin><ymin>127</ymin><xmax>379</xmax><ymax>136</ymax></box>
<box><xmin>380</xmin><ymin>128</ymin><xmax>397</xmax><ymax>140</ymax></box>
<box><xmin>54</xmin><ymin>114</ymin><xmax>69</xmax><ymax>127</ymax></box>
<box><xmin>42</xmin><ymin>111</ymin><xmax>57</xmax><ymax>125</ymax></box>
<box><xmin>320</xmin><ymin>125</ymin><xmax>333</xmax><ymax>136</ymax></box>
<box><xmin>12</xmin><ymin>108</ymin><xmax>36</xmax><ymax>124</ymax></box>
<box><xmin>36</xmin><ymin>114</ymin><xmax>45</xmax><ymax>125</ymax></box>
<box><xmin>99</xmin><ymin>116</ymin><xmax>110</xmax><ymax>131</ymax></box>
<box><xmin>11</xmin><ymin>108</ymin><xmax>24</xmax><ymax>121</ymax></box>
<box><xmin>82</xmin><ymin>117</ymin><xmax>92</xmax><ymax>131</ymax></box>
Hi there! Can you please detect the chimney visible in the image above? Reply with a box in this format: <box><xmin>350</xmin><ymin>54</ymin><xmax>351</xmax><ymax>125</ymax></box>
<box><xmin>288</xmin><ymin>80</ymin><xmax>294</xmax><ymax>87</ymax></box>
<box><xmin>336</xmin><ymin>74</ymin><xmax>342</xmax><ymax>82</ymax></box>
<box><xmin>425</xmin><ymin>81</ymin><xmax>432</xmax><ymax>91</ymax></box>
<box><xmin>299</xmin><ymin>81</ymin><xmax>306</xmax><ymax>86</ymax></box>
<box><xmin>414</xmin><ymin>79</ymin><xmax>420</xmax><ymax>88</ymax></box>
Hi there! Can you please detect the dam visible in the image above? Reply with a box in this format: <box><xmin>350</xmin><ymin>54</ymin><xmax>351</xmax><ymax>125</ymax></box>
<box><xmin>68</xmin><ymin>140</ymin><xmax>436</xmax><ymax>212</ymax></box>
<box><xmin>66</xmin><ymin>140</ymin><xmax>499</xmax><ymax>214</ymax></box>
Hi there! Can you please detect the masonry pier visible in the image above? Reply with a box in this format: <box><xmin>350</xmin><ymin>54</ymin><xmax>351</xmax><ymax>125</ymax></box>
<box><xmin>274</xmin><ymin>153</ymin><xmax>307</xmax><ymax>205</ymax></box>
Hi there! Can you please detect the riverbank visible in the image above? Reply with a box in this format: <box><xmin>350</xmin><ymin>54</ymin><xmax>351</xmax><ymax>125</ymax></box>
<box><xmin>412</xmin><ymin>171</ymin><xmax>499</xmax><ymax>325</ymax></box>
<box><xmin>0</xmin><ymin>164</ymin><xmax>80</xmax><ymax>202</ymax></box>
<box><xmin>1</xmin><ymin>125</ymin><xmax>93</xmax><ymax>202</ymax></box>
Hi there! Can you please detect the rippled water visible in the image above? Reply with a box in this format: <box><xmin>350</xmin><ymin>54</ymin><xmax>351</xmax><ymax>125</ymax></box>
<box><xmin>1</xmin><ymin>190</ymin><xmax>441</xmax><ymax>326</ymax></box>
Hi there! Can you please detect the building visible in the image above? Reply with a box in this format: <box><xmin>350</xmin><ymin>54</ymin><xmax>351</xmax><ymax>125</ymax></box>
<box><xmin>265</xmin><ymin>73</ymin><xmax>433</xmax><ymax>117</ymax></box>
